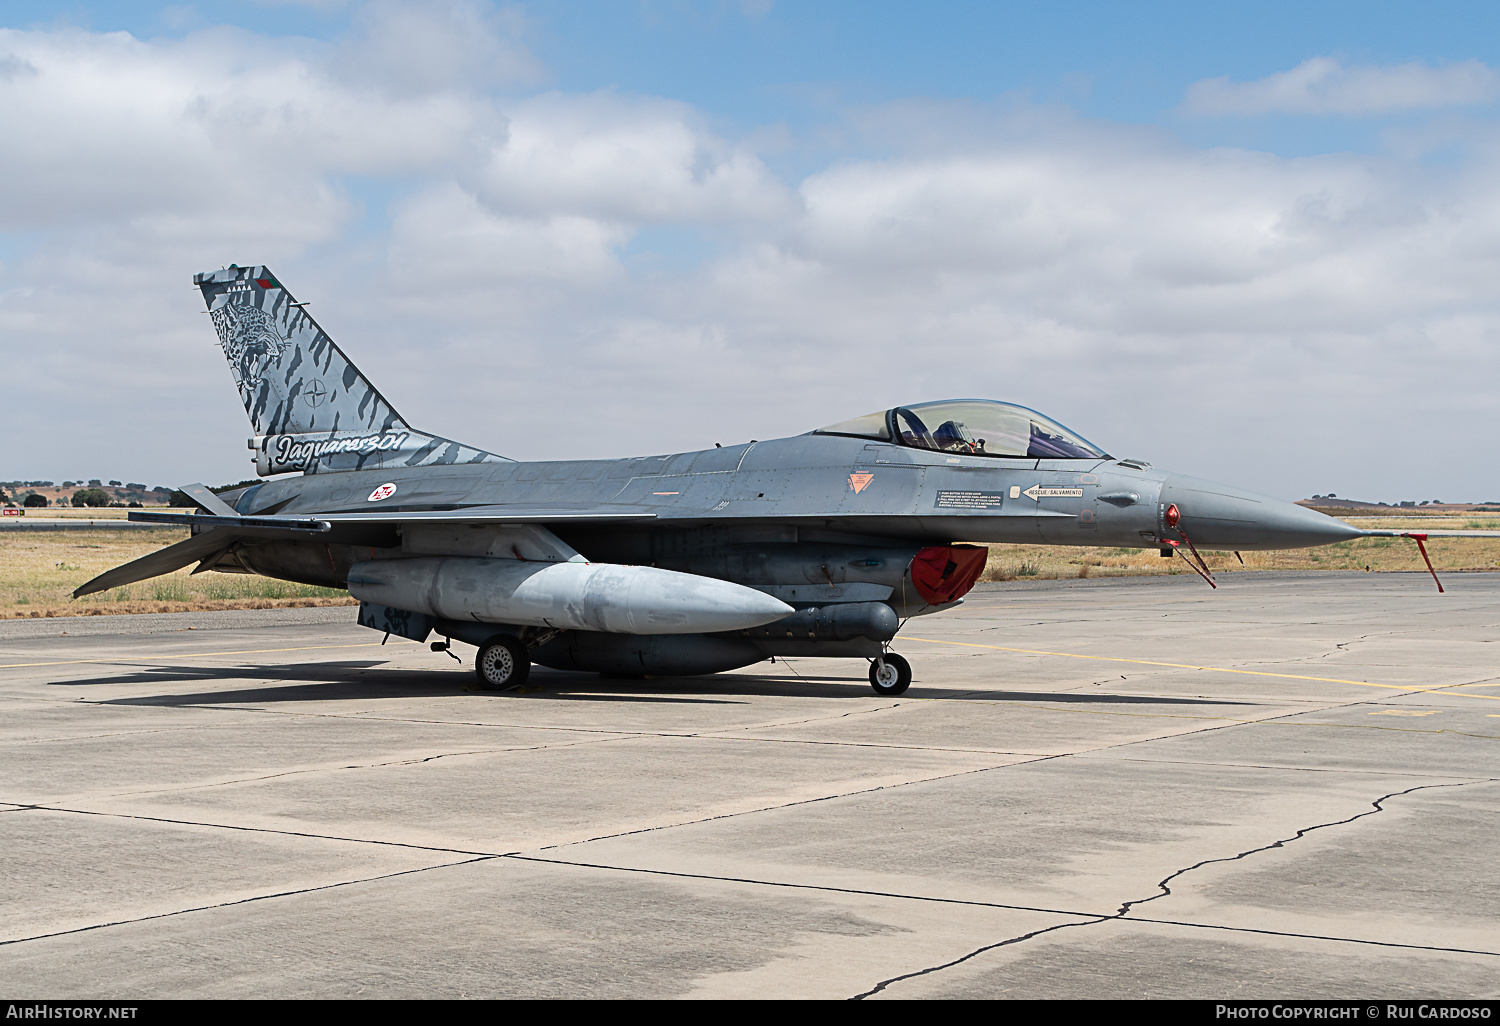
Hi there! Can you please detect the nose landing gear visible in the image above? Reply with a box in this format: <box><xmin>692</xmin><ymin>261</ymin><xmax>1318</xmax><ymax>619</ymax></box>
<box><xmin>869</xmin><ymin>652</ymin><xmax>912</xmax><ymax>696</ymax></box>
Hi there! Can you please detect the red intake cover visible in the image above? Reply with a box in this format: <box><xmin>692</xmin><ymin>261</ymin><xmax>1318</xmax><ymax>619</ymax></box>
<box><xmin>910</xmin><ymin>545</ymin><xmax>988</xmax><ymax>605</ymax></box>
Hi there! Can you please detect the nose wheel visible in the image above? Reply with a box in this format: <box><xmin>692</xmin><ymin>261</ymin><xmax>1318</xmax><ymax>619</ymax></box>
<box><xmin>869</xmin><ymin>653</ymin><xmax>912</xmax><ymax>696</ymax></box>
<box><xmin>475</xmin><ymin>635</ymin><xmax>530</xmax><ymax>690</ymax></box>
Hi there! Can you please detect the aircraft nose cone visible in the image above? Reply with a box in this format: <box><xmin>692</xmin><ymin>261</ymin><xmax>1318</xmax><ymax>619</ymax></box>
<box><xmin>1160</xmin><ymin>473</ymin><xmax>1363</xmax><ymax>550</ymax></box>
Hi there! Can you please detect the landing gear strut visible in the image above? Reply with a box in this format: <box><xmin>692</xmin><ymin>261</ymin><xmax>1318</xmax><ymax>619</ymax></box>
<box><xmin>869</xmin><ymin>652</ymin><xmax>912</xmax><ymax>696</ymax></box>
<box><xmin>475</xmin><ymin>635</ymin><xmax>530</xmax><ymax>690</ymax></box>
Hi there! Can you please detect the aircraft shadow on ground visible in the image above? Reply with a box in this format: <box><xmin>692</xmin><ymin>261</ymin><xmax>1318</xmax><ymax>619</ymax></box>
<box><xmin>50</xmin><ymin>659</ymin><xmax>390</xmax><ymax>688</ymax></box>
<box><xmin>52</xmin><ymin>660</ymin><xmax>453</xmax><ymax>706</ymax></box>
<box><xmin>48</xmin><ymin>660</ymin><xmax>820</xmax><ymax>705</ymax></box>
<box><xmin>50</xmin><ymin>659</ymin><xmax>1251</xmax><ymax>708</ymax></box>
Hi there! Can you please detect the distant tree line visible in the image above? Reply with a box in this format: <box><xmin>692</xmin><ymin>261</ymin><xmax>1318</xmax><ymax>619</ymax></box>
<box><xmin>3</xmin><ymin>480</ymin><xmax>172</xmax><ymax>493</ymax></box>
<box><xmin>2</xmin><ymin>480</ymin><xmax>178</xmax><ymax>509</ymax></box>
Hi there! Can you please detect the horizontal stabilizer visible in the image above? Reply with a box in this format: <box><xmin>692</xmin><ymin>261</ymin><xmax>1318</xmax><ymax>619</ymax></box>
<box><xmin>73</xmin><ymin>531</ymin><xmax>238</xmax><ymax>598</ymax></box>
<box><xmin>129</xmin><ymin>511</ymin><xmax>331</xmax><ymax>532</ymax></box>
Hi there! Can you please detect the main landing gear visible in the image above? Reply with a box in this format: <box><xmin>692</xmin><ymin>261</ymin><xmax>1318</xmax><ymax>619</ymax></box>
<box><xmin>869</xmin><ymin>652</ymin><xmax>912</xmax><ymax>696</ymax></box>
<box><xmin>474</xmin><ymin>635</ymin><xmax>530</xmax><ymax>690</ymax></box>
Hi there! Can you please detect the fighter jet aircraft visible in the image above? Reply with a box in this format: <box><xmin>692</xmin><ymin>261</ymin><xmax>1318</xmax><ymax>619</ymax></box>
<box><xmin>76</xmin><ymin>265</ymin><xmax>1472</xmax><ymax>695</ymax></box>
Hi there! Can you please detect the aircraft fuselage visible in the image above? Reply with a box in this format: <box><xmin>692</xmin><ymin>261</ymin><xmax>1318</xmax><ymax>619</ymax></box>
<box><xmin>218</xmin><ymin>432</ymin><xmax>1359</xmax><ymax>597</ymax></box>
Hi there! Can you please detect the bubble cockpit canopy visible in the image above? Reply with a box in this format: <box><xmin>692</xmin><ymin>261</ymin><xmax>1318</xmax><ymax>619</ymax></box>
<box><xmin>813</xmin><ymin>400</ymin><xmax>1109</xmax><ymax>460</ymax></box>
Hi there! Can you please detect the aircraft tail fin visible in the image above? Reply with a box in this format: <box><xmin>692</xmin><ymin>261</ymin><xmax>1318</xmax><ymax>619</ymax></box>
<box><xmin>195</xmin><ymin>266</ymin><xmax>507</xmax><ymax>476</ymax></box>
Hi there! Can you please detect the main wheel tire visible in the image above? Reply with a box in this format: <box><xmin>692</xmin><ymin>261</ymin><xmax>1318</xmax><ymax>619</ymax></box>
<box><xmin>869</xmin><ymin>652</ymin><xmax>912</xmax><ymax>696</ymax></box>
<box><xmin>475</xmin><ymin>636</ymin><xmax>530</xmax><ymax>690</ymax></box>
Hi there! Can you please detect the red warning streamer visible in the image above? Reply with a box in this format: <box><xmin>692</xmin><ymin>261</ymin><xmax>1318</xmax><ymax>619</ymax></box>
<box><xmin>1175</xmin><ymin>527</ymin><xmax>1217</xmax><ymax>589</ymax></box>
<box><xmin>1403</xmin><ymin>533</ymin><xmax>1444</xmax><ymax>593</ymax></box>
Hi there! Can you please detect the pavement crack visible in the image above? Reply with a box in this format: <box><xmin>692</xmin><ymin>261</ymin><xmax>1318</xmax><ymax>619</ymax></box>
<box><xmin>850</xmin><ymin>917</ymin><xmax>1111</xmax><ymax>998</ymax></box>
<box><xmin>1114</xmin><ymin>779</ymin><xmax>1492</xmax><ymax>919</ymax></box>
<box><xmin>851</xmin><ymin>777</ymin><xmax>1496</xmax><ymax>999</ymax></box>
<box><xmin>506</xmin><ymin>852</ymin><xmax>1500</xmax><ymax>963</ymax></box>
<box><xmin>1321</xmin><ymin>632</ymin><xmax>1387</xmax><ymax>659</ymax></box>
<box><xmin>538</xmin><ymin>690</ymin><xmax>1480</xmax><ymax>856</ymax></box>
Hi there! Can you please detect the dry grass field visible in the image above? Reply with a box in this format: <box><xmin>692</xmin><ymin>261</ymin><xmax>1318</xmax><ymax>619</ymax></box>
<box><xmin>2</xmin><ymin>517</ymin><xmax>1497</xmax><ymax>618</ymax></box>
<box><xmin>0</xmin><ymin>529</ymin><xmax>353</xmax><ymax>618</ymax></box>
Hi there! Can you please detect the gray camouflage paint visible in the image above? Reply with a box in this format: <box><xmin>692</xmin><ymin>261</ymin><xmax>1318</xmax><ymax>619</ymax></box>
<box><xmin>196</xmin><ymin>266</ymin><xmax>506</xmax><ymax>475</ymax></box>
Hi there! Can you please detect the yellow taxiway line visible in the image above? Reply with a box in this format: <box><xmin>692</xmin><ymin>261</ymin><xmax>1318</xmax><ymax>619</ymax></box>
<box><xmin>903</xmin><ymin>637</ymin><xmax>1500</xmax><ymax>702</ymax></box>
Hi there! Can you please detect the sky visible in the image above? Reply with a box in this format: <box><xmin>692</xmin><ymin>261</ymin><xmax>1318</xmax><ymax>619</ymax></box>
<box><xmin>2</xmin><ymin>1</ymin><xmax>1499</xmax><ymax>503</ymax></box>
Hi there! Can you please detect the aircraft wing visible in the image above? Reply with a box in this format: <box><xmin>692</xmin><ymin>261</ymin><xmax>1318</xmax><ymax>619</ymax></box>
<box><xmin>77</xmin><ymin>507</ymin><xmax>660</xmax><ymax>599</ymax></box>
<box><xmin>129</xmin><ymin>512</ymin><xmax>333</xmax><ymax>532</ymax></box>
<box><xmin>318</xmin><ymin>507</ymin><xmax>658</xmax><ymax>525</ymax></box>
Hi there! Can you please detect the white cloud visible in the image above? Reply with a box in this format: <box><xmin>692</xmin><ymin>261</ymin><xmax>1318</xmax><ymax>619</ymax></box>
<box><xmin>0</xmin><ymin>25</ymin><xmax>503</xmax><ymax>234</ymax></box>
<box><xmin>465</xmin><ymin>91</ymin><xmax>793</xmax><ymax>223</ymax></box>
<box><xmin>333</xmin><ymin>0</ymin><xmax>540</xmax><ymax>94</ymax></box>
<box><xmin>1184</xmin><ymin>56</ymin><xmax>1500</xmax><ymax>116</ymax></box>
<box><xmin>1</xmin><ymin>21</ymin><xmax>1498</xmax><ymax>503</ymax></box>
<box><xmin>387</xmin><ymin>183</ymin><xmax>628</xmax><ymax>299</ymax></box>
